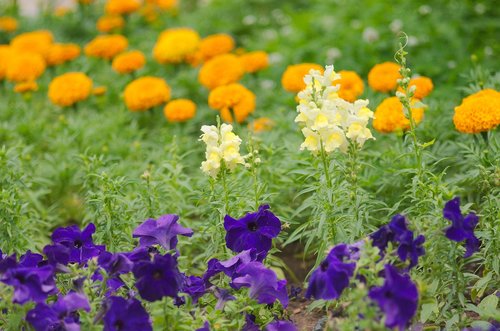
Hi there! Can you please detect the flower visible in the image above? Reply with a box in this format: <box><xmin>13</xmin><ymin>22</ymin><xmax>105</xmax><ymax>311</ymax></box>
<box><xmin>306</xmin><ymin>244</ymin><xmax>356</xmax><ymax>300</ymax></box>
<box><xmin>239</xmin><ymin>51</ymin><xmax>269</xmax><ymax>73</ymax></box>
<box><xmin>369</xmin><ymin>264</ymin><xmax>418</xmax><ymax>330</ymax></box>
<box><xmin>10</xmin><ymin>30</ymin><xmax>53</xmax><ymax>58</ymax></box>
<box><xmin>152</xmin><ymin>0</ymin><xmax>179</xmax><ymax>11</ymax></box>
<box><xmin>97</xmin><ymin>15</ymin><xmax>125</xmax><ymax>33</ymax></box>
<box><xmin>443</xmin><ymin>197</ymin><xmax>480</xmax><ymax>257</ymax></box>
<box><xmin>84</xmin><ymin>35</ymin><xmax>128</xmax><ymax>60</ymax></box>
<box><xmin>232</xmin><ymin>261</ymin><xmax>288</xmax><ymax>307</ymax></box>
<box><xmin>103</xmin><ymin>296</ymin><xmax>152</xmax><ymax>331</ymax></box>
<box><xmin>400</xmin><ymin>76</ymin><xmax>433</xmax><ymax>99</ymax></box>
<box><xmin>105</xmin><ymin>0</ymin><xmax>141</xmax><ymax>15</ymax></box>
<box><xmin>204</xmin><ymin>249</ymin><xmax>260</xmax><ymax>282</ymax></box>
<box><xmin>14</xmin><ymin>81</ymin><xmax>38</xmax><ymax>94</ymax></box>
<box><xmin>200</xmin><ymin>123</ymin><xmax>245</xmax><ymax>177</ymax></box>
<box><xmin>132</xmin><ymin>214</ymin><xmax>193</xmax><ymax>251</ymax></box>
<box><xmin>453</xmin><ymin>89</ymin><xmax>500</xmax><ymax>133</ymax></box>
<box><xmin>93</xmin><ymin>86</ymin><xmax>107</xmax><ymax>96</ymax></box>
<box><xmin>265</xmin><ymin>320</ymin><xmax>298</xmax><ymax>331</ymax></box>
<box><xmin>196</xmin><ymin>321</ymin><xmax>211</xmax><ymax>331</ymax></box>
<box><xmin>368</xmin><ymin>62</ymin><xmax>402</xmax><ymax>92</ymax></box>
<box><xmin>281</xmin><ymin>63</ymin><xmax>323</xmax><ymax>93</ymax></box>
<box><xmin>26</xmin><ymin>292</ymin><xmax>90</xmax><ymax>331</ymax></box>
<box><xmin>163</xmin><ymin>99</ymin><xmax>197</xmax><ymax>122</ymax></box>
<box><xmin>198</xmin><ymin>33</ymin><xmax>235</xmax><ymax>61</ymax></box>
<box><xmin>332</xmin><ymin>70</ymin><xmax>364</xmax><ymax>102</ymax></box>
<box><xmin>153</xmin><ymin>28</ymin><xmax>200</xmax><ymax>64</ymax></box>
<box><xmin>214</xmin><ymin>287</ymin><xmax>236</xmax><ymax>309</ymax></box>
<box><xmin>181</xmin><ymin>276</ymin><xmax>207</xmax><ymax>303</ymax></box>
<box><xmin>97</xmin><ymin>252</ymin><xmax>133</xmax><ymax>277</ymax></box>
<box><xmin>0</xmin><ymin>16</ymin><xmax>17</xmax><ymax>32</ymax></box>
<box><xmin>199</xmin><ymin>54</ymin><xmax>245</xmax><ymax>90</ymax></box>
<box><xmin>208</xmin><ymin>83</ymin><xmax>256</xmax><ymax>123</ymax></box>
<box><xmin>112</xmin><ymin>50</ymin><xmax>146</xmax><ymax>74</ymax></box>
<box><xmin>0</xmin><ymin>45</ymin><xmax>14</xmax><ymax>80</ymax></box>
<box><xmin>46</xmin><ymin>43</ymin><xmax>81</xmax><ymax>66</ymax></box>
<box><xmin>132</xmin><ymin>253</ymin><xmax>183</xmax><ymax>302</ymax></box>
<box><xmin>123</xmin><ymin>76</ymin><xmax>171</xmax><ymax>111</ymax></box>
<box><xmin>249</xmin><ymin>117</ymin><xmax>275</xmax><ymax>133</ymax></box>
<box><xmin>224</xmin><ymin>205</ymin><xmax>281</xmax><ymax>257</ymax></box>
<box><xmin>242</xmin><ymin>314</ymin><xmax>260</xmax><ymax>331</ymax></box>
<box><xmin>373</xmin><ymin>96</ymin><xmax>425</xmax><ymax>133</ymax></box>
<box><xmin>5</xmin><ymin>51</ymin><xmax>46</xmax><ymax>83</ymax></box>
<box><xmin>48</xmin><ymin>72</ymin><xmax>93</xmax><ymax>107</ymax></box>
<box><xmin>43</xmin><ymin>223</ymin><xmax>104</xmax><ymax>265</ymax></box>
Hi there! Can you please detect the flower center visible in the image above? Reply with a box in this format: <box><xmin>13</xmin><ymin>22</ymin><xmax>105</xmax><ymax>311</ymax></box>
<box><xmin>74</xmin><ymin>240</ymin><xmax>83</xmax><ymax>248</ymax></box>
<box><xmin>153</xmin><ymin>270</ymin><xmax>163</xmax><ymax>280</ymax></box>
<box><xmin>247</xmin><ymin>222</ymin><xmax>258</xmax><ymax>231</ymax></box>
<box><xmin>320</xmin><ymin>261</ymin><xmax>329</xmax><ymax>271</ymax></box>
<box><xmin>114</xmin><ymin>320</ymin><xmax>124</xmax><ymax>330</ymax></box>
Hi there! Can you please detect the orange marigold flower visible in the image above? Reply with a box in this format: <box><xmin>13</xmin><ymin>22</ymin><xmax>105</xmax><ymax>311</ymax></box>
<box><xmin>96</xmin><ymin>15</ymin><xmax>125</xmax><ymax>33</ymax></box>
<box><xmin>198</xmin><ymin>34</ymin><xmax>235</xmax><ymax>61</ymax></box>
<box><xmin>84</xmin><ymin>35</ymin><xmax>128</xmax><ymax>60</ymax></box>
<box><xmin>154</xmin><ymin>0</ymin><xmax>178</xmax><ymax>10</ymax></box>
<box><xmin>112</xmin><ymin>50</ymin><xmax>146</xmax><ymax>74</ymax></box>
<box><xmin>0</xmin><ymin>16</ymin><xmax>18</xmax><ymax>32</ymax></box>
<box><xmin>373</xmin><ymin>96</ymin><xmax>425</xmax><ymax>133</ymax></box>
<box><xmin>281</xmin><ymin>63</ymin><xmax>323</xmax><ymax>93</ymax></box>
<box><xmin>105</xmin><ymin>0</ymin><xmax>141</xmax><ymax>15</ymax></box>
<box><xmin>407</xmin><ymin>76</ymin><xmax>434</xmax><ymax>99</ymax></box>
<box><xmin>249</xmin><ymin>117</ymin><xmax>275</xmax><ymax>133</ymax></box>
<box><xmin>332</xmin><ymin>70</ymin><xmax>364</xmax><ymax>102</ymax></box>
<box><xmin>48</xmin><ymin>72</ymin><xmax>93</xmax><ymax>107</ymax></box>
<box><xmin>239</xmin><ymin>51</ymin><xmax>269</xmax><ymax>73</ymax></box>
<box><xmin>208</xmin><ymin>83</ymin><xmax>256</xmax><ymax>123</ymax></box>
<box><xmin>6</xmin><ymin>51</ymin><xmax>46</xmax><ymax>82</ymax></box>
<box><xmin>0</xmin><ymin>45</ymin><xmax>14</xmax><ymax>80</ymax></box>
<box><xmin>453</xmin><ymin>89</ymin><xmax>500</xmax><ymax>134</ymax></box>
<box><xmin>163</xmin><ymin>99</ymin><xmax>196</xmax><ymax>122</ymax></box>
<box><xmin>124</xmin><ymin>76</ymin><xmax>171</xmax><ymax>111</ymax></box>
<box><xmin>10</xmin><ymin>30</ymin><xmax>54</xmax><ymax>58</ymax></box>
<box><xmin>199</xmin><ymin>54</ymin><xmax>245</xmax><ymax>90</ymax></box>
<box><xmin>93</xmin><ymin>86</ymin><xmax>107</xmax><ymax>96</ymax></box>
<box><xmin>153</xmin><ymin>28</ymin><xmax>200</xmax><ymax>64</ymax></box>
<box><xmin>368</xmin><ymin>61</ymin><xmax>402</xmax><ymax>92</ymax></box>
<box><xmin>14</xmin><ymin>81</ymin><xmax>38</xmax><ymax>94</ymax></box>
<box><xmin>46</xmin><ymin>43</ymin><xmax>81</xmax><ymax>66</ymax></box>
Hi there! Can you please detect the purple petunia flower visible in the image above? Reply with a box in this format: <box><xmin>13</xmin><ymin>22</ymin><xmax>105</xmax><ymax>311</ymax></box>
<box><xmin>224</xmin><ymin>205</ymin><xmax>281</xmax><ymax>257</ymax></box>
<box><xmin>213</xmin><ymin>287</ymin><xmax>235</xmax><ymax>310</ymax></box>
<box><xmin>443</xmin><ymin>197</ymin><xmax>480</xmax><ymax>257</ymax></box>
<box><xmin>132</xmin><ymin>253</ymin><xmax>183</xmax><ymax>302</ymax></box>
<box><xmin>368</xmin><ymin>264</ymin><xmax>418</xmax><ymax>330</ymax></box>
<box><xmin>196</xmin><ymin>321</ymin><xmax>211</xmax><ymax>331</ymax></box>
<box><xmin>132</xmin><ymin>214</ymin><xmax>193</xmax><ymax>251</ymax></box>
<box><xmin>103</xmin><ymin>296</ymin><xmax>152</xmax><ymax>331</ymax></box>
<box><xmin>396</xmin><ymin>232</ymin><xmax>425</xmax><ymax>269</ymax></box>
<box><xmin>265</xmin><ymin>320</ymin><xmax>298</xmax><ymax>331</ymax></box>
<box><xmin>26</xmin><ymin>292</ymin><xmax>90</xmax><ymax>331</ymax></box>
<box><xmin>203</xmin><ymin>249</ymin><xmax>259</xmax><ymax>283</ymax></box>
<box><xmin>45</xmin><ymin>223</ymin><xmax>105</xmax><ymax>265</ymax></box>
<box><xmin>232</xmin><ymin>261</ymin><xmax>288</xmax><ymax>307</ymax></box>
<box><xmin>305</xmin><ymin>244</ymin><xmax>356</xmax><ymax>300</ymax></box>
<box><xmin>181</xmin><ymin>275</ymin><xmax>207</xmax><ymax>304</ymax></box>
<box><xmin>98</xmin><ymin>252</ymin><xmax>133</xmax><ymax>277</ymax></box>
<box><xmin>242</xmin><ymin>314</ymin><xmax>260</xmax><ymax>331</ymax></box>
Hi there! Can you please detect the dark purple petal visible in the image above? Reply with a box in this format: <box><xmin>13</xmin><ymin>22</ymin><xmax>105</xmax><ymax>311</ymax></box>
<box><xmin>214</xmin><ymin>288</ymin><xmax>235</xmax><ymax>310</ymax></box>
<box><xmin>103</xmin><ymin>296</ymin><xmax>152</xmax><ymax>331</ymax></box>
<box><xmin>265</xmin><ymin>320</ymin><xmax>298</xmax><ymax>331</ymax></box>
<box><xmin>442</xmin><ymin>198</ymin><xmax>480</xmax><ymax>257</ymax></box>
<box><xmin>182</xmin><ymin>276</ymin><xmax>207</xmax><ymax>303</ymax></box>
<box><xmin>242</xmin><ymin>314</ymin><xmax>260</xmax><ymax>331</ymax></box>
<box><xmin>196</xmin><ymin>321</ymin><xmax>210</xmax><ymax>331</ymax></box>
<box><xmin>133</xmin><ymin>215</ymin><xmax>193</xmax><ymax>251</ymax></box>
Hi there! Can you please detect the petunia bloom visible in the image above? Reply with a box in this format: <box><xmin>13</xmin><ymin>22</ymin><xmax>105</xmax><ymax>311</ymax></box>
<box><xmin>203</xmin><ymin>249</ymin><xmax>259</xmax><ymax>283</ymax></box>
<box><xmin>265</xmin><ymin>320</ymin><xmax>298</xmax><ymax>331</ymax></box>
<box><xmin>214</xmin><ymin>287</ymin><xmax>235</xmax><ymax>310</ymax></box>
<box><xmin>368</xmin><ymin>264</ymin><xmax>418</xmax><ymax>330</ymax></box>
<box><xmin>443</xmin><ymin>197</ymin><xmax>480</xmax><ymax>257</ymax></box>
<box><xmin>103</xmin><ymin>296</ymin><xmax>152</xmax><ymax>331</ymax></box>
<box><xmin>242</xmin><ymin>314</ymin><xmax>260</xmax><ymax>331</ymax></box>
<box><xmin>224</xmin><ymin>205</ymin><xmax>281</xmax><ymax>257</ymax></box>
<box><xmin>181</xmin><ymin>275</ymin><xmax>207</xmax><ymax>303</ymax></box>
<box><xmin>133</xmin><ymin>214</ymin><xmax>193</xmax><ymax>251</ymax></box>
<box><xmin>196</xmin><ymin>321</ymin><xmax>211</xmax><ymax>331</ymax></box>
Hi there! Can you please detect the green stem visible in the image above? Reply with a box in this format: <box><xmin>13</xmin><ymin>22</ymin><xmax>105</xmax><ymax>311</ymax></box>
<box><xmin>319</xmin><ymin>141</ymin><xmax>332</xmax><ymax>190</ymax></box>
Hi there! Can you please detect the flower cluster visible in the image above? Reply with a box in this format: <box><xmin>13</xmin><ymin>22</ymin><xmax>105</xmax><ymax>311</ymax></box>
<box><xmin>295</xmin><ymin>65</ymin><xmax>375</xmax><ymax>153</ymax></box>
<box><xmin>200</xmin><ymin>123</ymin><xmax>244</xmax><ymax>178</ymax></box>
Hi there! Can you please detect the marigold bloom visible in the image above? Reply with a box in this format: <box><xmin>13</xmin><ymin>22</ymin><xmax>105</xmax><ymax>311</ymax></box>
<box><xmin>0</xmin><ymin>45</ymin><xmax>14</xmax><ymax>80</ymax></box>
<box><xmin>249</xmin><ymin>117</ymin><xmax>275</xmax><ymax>133</ymax></box>
<box><xmin>408</xmin><ymin>76</ymin><xmax>433</xmax><ymax>99</ymax></box>
<box><xmin>84</xmin><ymin>35</ymin><xmax>128</xmax><ymax>60</ymax></box>
<box><xmin>153</xmin><ymin>0</ymin><xmax>178</xmax><ymax>10</ymax></box>
<box><xmin>14</xmin><ymin>81</ymin><xmax>38</xmax><ymax>94</ymax></box>
<box><xmin>281</xmin><ymin>63</ymin><xmax>323</xmax><ymax>93</ymax></box>
<box><xmin>10</xmin><ymin>30</ymin><xmax>54</xmax><ymax>58</ymax></box>
<box><xmin>198</xmin><ymin>34</ymin><xmax>235</xmax><ymax>61</ymax></box>
<box><xmin>124</xmin><ymin>76</ymin><xmax>171</xmax><ymax>111</ymax></box>
<box><xmin>112</xmin><ymin>50</ymin><xmax>146</xmax><ymax>74</ymax></box>
<box><xmin>48</xmin><ymin>72</ymin><xmax>93</xmax><ymax>107</ymax></box>
<box><xmin>93</xmin><ymin>86</ymin><xmax>107</xmax><ymax>96</ymax></box>
<box><xmin>96</xmin><ymin>15</ymin><xmax>125</xmax><ymax>33</ymax></box>
<box><xmin>163</xmin><ymin>99</ymin><xmax>197</xmax><ymax>122</ymax></box>
<box><xmin>0</xmin><ymin>16</ymin><xmax>18</xmax><ymax>32</ymax></box>
<box><xmin>332</xmin><ymin>70</ymin><xmax>364</xmax><ymax>102</ymax></box>
<box><xmin>208</xmin><ymin>83</ymin><xmax>256</xmax><ymax>123</ymax></box>
<box><xmin>373</xmin><ymin>96</ymin><xmax>425</xmax><ymax>133</ymax></box>
<box><xmin>6</xmin><ymin>51</ymin><xmax>46</xmax><ymax>82</ymax></box>
<box><xmin>153</xmin><ymin>28</ymin><xmax>200</xmax><ymax>64</ymax></box>
<box><xmin>46</xmin><ymin>43</ymin><xmax>81</xmax><ymax>66</ymax></box>
<box><xmin>368</xmin><ymin>62</ymin><xmax>402</xmax><ymax>92</ymax></box>
<box><xmin>105</xmin><ymin>0</ymin><xmax>141</xmax><ymax>15</ymax></box>
<box><xmin>239</xmin><ymin>51</ymin><xmax>269</xmax><ymax>73</ymax></box>
<box><xmin>199</xmin><ymin>54</ymin><xmax>245</xmax><ymax>90</ymax></box>
<box><xmin>453</xmin><ymin>89</ymin><xmax>500</xmax><ymax>133</ymax></box>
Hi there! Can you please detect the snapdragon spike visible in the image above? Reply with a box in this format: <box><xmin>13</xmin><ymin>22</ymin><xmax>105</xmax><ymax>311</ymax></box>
<box><xmin>133</xmin><ymin>214</ymin><xmax>193</xmax><ymax>251</ymax></box>
<box><xmin>368</xmin><ymin>264</ymin><xmax>418</xmax><ymax>330</ymax></box>
<box><xmin>443</xmin><ymin>197</ymin><xmax>480</xmax><ymax>257</ymax></box>
<box><xmin>103</xmin><ymin>296</ymin><xmax>152</xmax><ymax>331</ymax></box>
<box><xmin>224</xmin><ymin>205</ymin><xmax>281</xmax><ymax>257</ymax></box>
